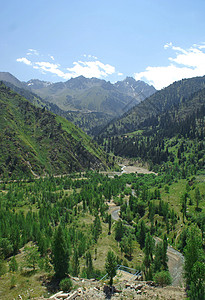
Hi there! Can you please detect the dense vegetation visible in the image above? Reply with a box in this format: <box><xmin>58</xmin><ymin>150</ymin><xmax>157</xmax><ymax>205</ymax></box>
<box><xmin>100</xmin><ymin>75</ymin><xmax>205</xmax><ymax>136</ymax></box>
<box><xmin>0</xmin><ymin>74</ymin><xmax>204</xmax><ymax>299</ymax></box>
<box><xmin>97</xmin><ymin>78</ymin><xmax>205</xmax><ymax>176</ymax></box>
<box><xmin>95</xmin><ymin>76</ymin><xmax>205</xmax><ymax>298</ymax></box>
<box><xmin>0</xmin><ymin>82</ymin><xmax>111</xmax><ymax>178</ymax></box>
<box><xmin>0</xmin><ymin>168</ymin><xmax>204</xmax><ymax>298</ymax></box>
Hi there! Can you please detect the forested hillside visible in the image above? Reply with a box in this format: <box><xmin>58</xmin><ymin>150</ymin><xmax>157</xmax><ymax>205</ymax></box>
<box><xmin>100</xmin><ymin>75</ymin><xmax>205</xmax><ymax>136</ymax></box>
<box><xmin>0</xmin><ymin>76</ymin><xmax>204</xmax><ymax>299</ymax></box>
<box><xmin>96</xmin><ymin>76</ymin><xmax>205</xmax><ymax>180</ymax></box>
<box><xmin>0</xmin><ymin>82</ymin><xmax>110</xmax><ymax>179</ymax></box>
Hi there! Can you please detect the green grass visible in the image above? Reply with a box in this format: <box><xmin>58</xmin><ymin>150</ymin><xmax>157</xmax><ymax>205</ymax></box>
<box><xmin>0</xmin><ymin>246</ymin><xmax>51</xmax><ymax>300</ymax></box>
<box><xmin>160</xmin><ymin>176</ymin><xmax>205</xmax><ymax>214</ymax></box>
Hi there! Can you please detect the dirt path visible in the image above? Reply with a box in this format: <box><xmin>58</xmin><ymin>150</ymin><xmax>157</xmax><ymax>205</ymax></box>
<box><xmin>107</xmin><ymin>200</ymin><xmax>120</xmax><ymax>221</ymax></box>
<box><xmin>167</xmin><ymin>245</ymin><xmax>184</xmax><ymax>287</ymax></box>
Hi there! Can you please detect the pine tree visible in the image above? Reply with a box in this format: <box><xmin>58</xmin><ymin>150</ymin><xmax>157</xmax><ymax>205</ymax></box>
<box><xmin>105</xmin><ymin>251</ymin><xmax>117</xmax><ymax>286</ymax></box>
<box><xmin>162</xmin><ymin>234</ymin><xmax>168</xmax><ymax>270</ymax></box>
<box><xmin>24</xmin><ymin>244</ymin><xmax>40</xmax><ymax>271</ymax></box>
<box><xmin>115</xmin><ymin>220</ymin><xmax>123</xmax><ymax>241</ymax></box>
<box><xmin>9</xmin><ymin>256</ymin><xmax>18</xmax><ymax>272</ymax></box>
<box><xmin>92</xmin><ymin>215</ymin><xmax>102</xmax><ymax>242</ymax></box>
<box><xmin>52</xmin><ymin>226</ymin><xmax>69</xmax><ymax>279</ymax></box>
<box><xmin>71</xmin><ymin>248</ymin><xmax>79</xmax><ymax>277</ymax></box>
<box><xmin>85</xmin><ymin>251</ymin><xmax>93</xmax><ymax>278</ymax></box>
<box><xmin>189</xmin><ymin>261</ymin><xmax>205</xmax><ymax>300</ymax></box>
<box><xmin>143</xmin><ymin>232</ymin><xmax>155</xmax><ymax>280</ymax></box>
<box><xmin>153</xmin><ymin>242</ymin><xmax>163</xmax><ymax>272</ymax></box>
<box><xmin>194</xmin><ymin>187</ymin><xmax>201</xmax><ymax>211</ymax></box>
<box><xmin>181</xmin><ymin>192</ymin><xmax>188</xmax><ymax>223</ymax></box>
<box><xmin>184</xmin><ymin>225</ymin><xmax>203</xmax><ymax>287</ymax></box>
<box><xmin>138</xmin><ymin>220</ymin><xmax>146</xmax><ymax>249</ymax></box>
<box><xmin>108</xmin><ymin>214</ymin><xmax>112</xmax><ymax>235</ymax></box>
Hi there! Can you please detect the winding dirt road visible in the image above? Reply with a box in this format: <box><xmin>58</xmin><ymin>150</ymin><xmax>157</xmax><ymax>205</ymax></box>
<box><xmin>154</xmin><ymin>237</ymin><xmax>184</xmax><ymax>287</ymax></box>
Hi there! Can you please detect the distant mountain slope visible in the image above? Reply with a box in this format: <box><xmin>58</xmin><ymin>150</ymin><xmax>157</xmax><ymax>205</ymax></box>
<box><xmin>99</xmin><ymin>80</ymin><xmax>205</xmax><ymax>173</ymax></box>
<box><xmin>49</xmin><ymin>104</ymin><xmax>114</xmax><ymax>136</ymax></box>
<box><xmin>99</xmin><ymin>75</ymin><xmax>205</xmax><ymax>136</ymax></box>
<box><xmin>146</xmin><ymin>87</ymin><xmax>205</xmax><ymax>139</ymax></box>
<box><xmin>24</xmin><ymin>75</ymin><xmax>156</xmax><ymax>116</ymax></box>
<box><xmin>0</xmin><ymin>80</ymin><xmax>47</xmax><ymax>108</ymax></box>
<box><xmin>0</xmin><ymin>72</ymin><xmax>156</xmax><ymax>134</ymax></box>
<box><xmin>0</xmin><ymin>72</ymin><xmax>26</xmax><ymax>89</ymax></box>
<box><xmin>114</xmin><ymin>77</ymin><xmax>156</xmax><ymax>102</ymax></box>
<box><xmin>0</xmin><ymin>82</ymin><xmax>110</xmax><ymax>178</ymax></box>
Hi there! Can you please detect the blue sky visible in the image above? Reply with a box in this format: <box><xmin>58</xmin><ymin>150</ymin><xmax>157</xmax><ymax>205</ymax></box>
<box><xmin>1</xmin><ymin>0</ymin><xmax>205</xmax><ymax>89</ymax></box>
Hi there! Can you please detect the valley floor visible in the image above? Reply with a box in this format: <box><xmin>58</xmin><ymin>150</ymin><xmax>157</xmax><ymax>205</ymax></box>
<box><xmin>108</xmin><ymin>202</ymin><xmax>185</xmax><ymax>288</ymax></box>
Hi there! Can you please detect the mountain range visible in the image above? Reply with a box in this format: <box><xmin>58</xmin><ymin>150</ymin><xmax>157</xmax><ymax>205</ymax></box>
<box><xmin>0</xmin><ymin>72</ymin><xmax>156</xmax><ymax>135</ymax></box>
<box><xmin>1</xmin><ymin>71</ymin><xmax>205</xmax><ymax>176</ymax></box>
<box><xmin>0</xmin><ymin>72</ymin><xmax>156</xmax><ymax>115</ymax></box>
<box><xmin>24</xmin><ymin>75</ymin><xmax>156</xmax><ymax>115</ymax></box>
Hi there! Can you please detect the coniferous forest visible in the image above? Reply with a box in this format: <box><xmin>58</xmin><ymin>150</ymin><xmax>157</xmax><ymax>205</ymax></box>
<box><xmin>0</xmin><ymin>75</ymin><xmax>204</xmax><ymax>299</ymax></box>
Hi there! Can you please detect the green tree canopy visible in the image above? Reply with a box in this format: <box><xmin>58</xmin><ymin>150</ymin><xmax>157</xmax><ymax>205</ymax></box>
<box><xmin>184</xmin><ymin>224</ymin><xmax>204</xmax><ymax>294</ymax></box>
<box><xmin>52</xmin><ymin>226</ymin><xmax>69</xmax><ymax>279</ymax></box>
<box><xmin>105</xmin><ymin>250</ymin><xmax>117</xmax><ymax>286</ymax></box>
<box><xmin>24</xmin><ymin>244</ymin><xmax>40</xmax><ymax>271</ymax></box>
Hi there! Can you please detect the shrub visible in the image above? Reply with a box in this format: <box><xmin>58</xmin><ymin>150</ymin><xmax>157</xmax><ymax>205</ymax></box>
<box><xmin>153</xmin><ymin>270</ymin><xmax>172</xmax><ymax>286</ymax></box>
<box><xmin>164</xmin><ymin>185</ymin><xmax>169</xmax><ymax>193</ymax></box>
<box><xmin>59</xmin><ymin>277</ymin><xmax>73</xmax><ymax>292</ymax></box>
<box><xmin>9</xmin><ymin>256</ymin><xmax>18</xmax><ymax>272</ymax></box>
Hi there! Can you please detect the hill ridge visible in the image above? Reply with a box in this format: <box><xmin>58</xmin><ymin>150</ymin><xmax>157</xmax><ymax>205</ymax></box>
<box><xmin>0</xmin><ymin>82</ymin><xmax>110</xmax><ymax>178</ymax></box>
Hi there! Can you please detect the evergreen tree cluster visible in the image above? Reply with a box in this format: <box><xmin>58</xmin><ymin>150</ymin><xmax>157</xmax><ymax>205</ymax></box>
<box><xmin>0</xmin><ymin>171</ymin><xmax>129</xmax><ymax>279</ymax></box>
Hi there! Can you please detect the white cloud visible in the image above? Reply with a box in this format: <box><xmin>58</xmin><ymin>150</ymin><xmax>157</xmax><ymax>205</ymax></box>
<box><xmin>118</xmin><ymin>72</ymin><xmax>123</xmax><ymax>76</ymax></box>
<box><xmin>193</xmin><ymin>43</ymin><xmax>205</xmax><ymax>50</ymax></box>
<box><xmin>34</xmin><ymin>61</ymin><xmax>71</xmax><ymax>79</ymax></box>
<box><xmin>83</xmin><ymin>54</ymin><xmax>98</xmax><ymax>60</ymax></box>
<box><xmin>164</xmin><ymin>42</ymin><xmax>172</xmax><ymax>49</ymax></box>
<box><xmin>17</xmin><ymin>50</ymin><xmax>118</xmax><ymax>80</ymax></box>
<box><xmin>16</xmin><ymin>57</ymin><xmax>32</xmax><ymax>65</ymax></box>
<box><xmin>135</xmin><ymin>65</ymin><xmax>195</xmax><ymax>90</ymax></box>
<box><xmin>135</xmin><ymin>43</ymin><xmax>205</xmax><ymax>90</ymax></box>
<box><xmin>67</xmin><ymin>60</ymin><xmax>115</xmax><ymax>78</ymax></box>
<box><xmin>27</xmin><ymin>49</ymin><xmax>39</xmax><ymax>56</ymax></box>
